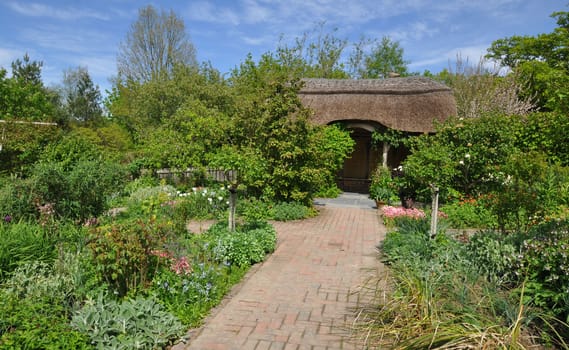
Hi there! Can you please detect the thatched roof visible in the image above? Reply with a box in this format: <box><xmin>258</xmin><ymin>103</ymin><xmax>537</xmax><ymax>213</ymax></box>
<box><xmin>299</xmin><ymin>77</ymin><xmax>457</xmax><ymax>133</ymax></box>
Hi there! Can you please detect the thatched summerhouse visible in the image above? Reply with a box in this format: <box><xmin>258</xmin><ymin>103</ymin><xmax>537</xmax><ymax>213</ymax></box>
<box><xmin>299</xmin><ymin>77</ymin><xmax>457</xmax><ymax>193</ymax></box>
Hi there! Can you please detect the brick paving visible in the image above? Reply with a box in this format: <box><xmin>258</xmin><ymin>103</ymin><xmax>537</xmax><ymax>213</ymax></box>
<box><xmin>174</xmin><ymin>205</ymin><xmax>385</xmax><ymax>350</ymax></box>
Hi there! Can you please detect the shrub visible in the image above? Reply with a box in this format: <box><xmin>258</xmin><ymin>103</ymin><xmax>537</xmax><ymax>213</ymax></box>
<box><xmin>86</xmin><ymin>218</ymin><xmax>175</xmax><ymax>296</ymax></box>
<box><xmin>270</xmin><ymin>202</ymin><xmax>310</xmax><ymax>221</ymax></box>
<box><xmin>0</xmin><ymin>291</ymin><xmax>90</xmax><ymax>349</ymax></box>
<box><xmin>71</xmin><ymin>294</ymin><xmax>185</xmax><ymax>349</ymax></box>
<box><xmin>465</xmin><ymin>231</ymin><xmax>517</xmax><ymax>283</ymax></box>
<box><xmin>517</xmin><ymin>219</ymin><xmax>569</xmax><ymax>319</ymax></box>
<box><xmin>440</xmin><ymin>197</ymin><xmax>496</xmax><ymax>229</ymax></box>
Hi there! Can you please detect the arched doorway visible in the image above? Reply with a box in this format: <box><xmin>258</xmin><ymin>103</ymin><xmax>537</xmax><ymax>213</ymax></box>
<box><xmin>335</xmin><ymin>123</ymin><xmax>381</xmax><ymax>194</ymax></box>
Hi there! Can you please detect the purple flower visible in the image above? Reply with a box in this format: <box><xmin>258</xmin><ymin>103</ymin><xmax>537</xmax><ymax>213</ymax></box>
<box><xmin>4</xmin><ymin>215</ymin><xmax>11</xmax><ymax>223</ymax></box>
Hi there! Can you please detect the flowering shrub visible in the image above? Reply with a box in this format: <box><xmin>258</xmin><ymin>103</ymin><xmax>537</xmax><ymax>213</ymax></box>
<box><xmin>151</xmin><ymin>250</ymin><xmax>192</xmax><ymax>276</ymax></box>
<box><xmin>382</xmin><ymin>205</ymin><xmax>447</xmax><ymax>227</ymax></box>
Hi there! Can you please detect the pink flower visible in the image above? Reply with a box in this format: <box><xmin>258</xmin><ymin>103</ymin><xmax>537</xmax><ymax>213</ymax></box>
<box><xmin>381</xmin><ymin>206</ymin><xmax>426</xmax><ymax>219</ymax></box>
<box><xmin>171</xmin><ymin>256</ymin><xmax>192</xmax><ymax>275</ymax></box>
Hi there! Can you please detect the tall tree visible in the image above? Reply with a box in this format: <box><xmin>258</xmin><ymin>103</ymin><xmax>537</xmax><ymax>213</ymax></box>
<box><xmin>61</xmin><ymin>67</ymin><xmax>102</xmax><ymax>123</ymax></box>
<box><xmin>486</xmin><ymin>11</ymin><xmax>569</xmax><ymax>112</ymax></box>
<box><xmin>117</xmin><ymin>5</ymin><xmax>197</xmax><ymax>82</ymax></box>
<box><xmin>275</xmin><ymin>22</ymin><xmax>349</xmax><ymax>79</ymax></box>
<box><xmin>349</xmin><ymin>36</ymin><xmax>410</xmax><ymax>79</ymax></box>
<box><xmin>11</xmin><ymin>53</ymin><xmax>43</xmax><ymax>86</ymax></box>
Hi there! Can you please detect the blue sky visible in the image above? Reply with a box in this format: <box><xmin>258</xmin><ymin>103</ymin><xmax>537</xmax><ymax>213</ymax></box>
<box><xmin>0</xmin><ymin>0</ymin><xmax>565</xmax><ymax>94</ymax></box>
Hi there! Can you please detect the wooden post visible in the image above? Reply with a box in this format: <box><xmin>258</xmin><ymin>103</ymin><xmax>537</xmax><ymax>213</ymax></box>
<box><xmin>228</xmin><ymin>185</ymin><xmax>237</xmax><ymax>232</ymax></box>
<box><xmin>430</xmin><ymin>185</ymin><xmax>439</xmax><ymax>238</ymax></box>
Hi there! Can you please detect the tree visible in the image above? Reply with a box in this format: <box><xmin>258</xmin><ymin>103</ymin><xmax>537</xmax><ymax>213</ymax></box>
<box><xmin>61</xmin><ymin>67</ymin><xmax>103</xmax><ymax>123</ymax></box>
<box><xmin>486</xmin><ymin>11</ymin><xmax>569</xmax><ymax>112</ymax></box>
<box><xmin>117</xmin><ymin>5</ymin><xmax>197</xmax><ymax>82</ymax></box>
<box><xmin>11</xmin><ymin>53</ymin><xmax>43</xmax><ymax>87</ymax></box>
<box><xmin>349</xmin><ymin>36</ymin><xmax>409</xmax><ymax>79</ymax></box>
<box><xmin>274</xmin><ymin>22</ymin><xmax>349</xmax><ymax>79</ymax></box>
<box><xmin>435</xmin><ymin>56</ymin><xmax>535</xmax><ymax>118</ymax></box>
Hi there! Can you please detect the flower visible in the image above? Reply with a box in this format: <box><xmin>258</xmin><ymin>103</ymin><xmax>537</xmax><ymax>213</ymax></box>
<box><xmin>465</xmin><ymin>153</ymin><xmax>471</xmax><ymax>159</ymax></box>
<box><xmin>459</xmin><ymin>160</ymin><xmax>465</xmax><ymax>165</ymax></box>
<box><xmin>4</xmin><ymin>215</ymin><xmax>11</xmax><ymax>223</ymax></box>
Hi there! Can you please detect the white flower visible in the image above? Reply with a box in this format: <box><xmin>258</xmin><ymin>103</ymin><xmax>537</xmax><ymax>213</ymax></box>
<box><xmin>218</xmin><ymin>196</ymin><xmax>223</xmax><ymax>201</ymax></box>
<box><xmin>465</xmin><ymin>154</ymin><xmax>471</xmax><ymax>159</ymax></box>
<box><xmin>192</xmin><ymin>187</ymin><xmax>197</xmax><ymax>192</ymax></box>
<box><xmin>208</xmin><ymin>197</ymin><xmax>213</xmax><ymax>203</ymax></box>
<box><xmin>459</xmin><ymin>160</ymin><xmax>465</xmax><ymax>165</ymax></box>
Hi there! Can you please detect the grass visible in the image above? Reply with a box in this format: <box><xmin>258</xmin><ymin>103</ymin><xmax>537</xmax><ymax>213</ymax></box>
<box><xmin>350</xmin><ymin>218</ymin><xmax>568</xmax><ymax>349</ymax></box>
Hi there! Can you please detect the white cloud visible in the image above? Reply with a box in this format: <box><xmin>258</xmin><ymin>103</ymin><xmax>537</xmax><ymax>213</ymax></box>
<box><xmin>0</xmin><ymin>48</ymin><xmax>23</xmax><ymax>70</ymax></box>
<box><xmin>6</xmin><ymin>2</ymin><xmax>110</xmax><ymax>21</ymax></box>
<box><xmin>21</xmin><ymin>26</ymin><xmax>110</xmax><ymax>55</ymax></box>
<box><xmin>186</xmin><ymin>2</ymin><xmax>240</xmax><ymax>25</ymax></box>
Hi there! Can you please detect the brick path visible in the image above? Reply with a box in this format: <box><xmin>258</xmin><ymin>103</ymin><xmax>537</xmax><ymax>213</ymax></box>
<box><xmin>174</xmin><ymin>205</ymin><xmax>385</xmax><ymax>350</ymax></box>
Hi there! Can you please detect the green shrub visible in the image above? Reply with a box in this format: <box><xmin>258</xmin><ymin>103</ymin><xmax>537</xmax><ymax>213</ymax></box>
<box><xmin>465</xmin><ymin>231</ymin><xmax>517</xmax><ymax>283</ymax></box>
<box><xmin>380</xmin><ymin>224</ymin><xmax>431</xmax><ymax>263</ymax></box>
<box><xmin>440</xmin><ymin>198</ymin><xmax>497</xmax><ymax>229</ymax></box>
<box><xmin>151</xmin><ymin>262</ymin><xmax>234</xmax><ymax>325</ymax></box>
<box><xmin>270</xmin><ymin>202</ymin><xmax>310</xmax><ymax>221</ymax></box>
<box><xmin>517</xmin><ymin>219</ymin><xmax>569</xmax><ymax>319</ymax></box>
<box><xmin>86</xmin><ymin>218</ymin><xmax>175</xmax><ymax>296</ymax></box>
<box><xmin>0</xmin><ymin>291</ymin><xmax>90</xmax><ymax>349</ymax></box>
<box><xmin>71</xmin><ymin>294</ymin><xmax>185</xmax><ymax>349</ymax></box>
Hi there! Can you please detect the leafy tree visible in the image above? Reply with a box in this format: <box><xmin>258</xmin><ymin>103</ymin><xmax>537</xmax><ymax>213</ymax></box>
<box><xmin>61</xmin><ymin>67</ymin><xmax>102</xmax><ymax>123</ymax></box>
<box><xmin>275</xmin><ymin>23</ymin><xmax>349</xmax><ymax>79</ymax></box>
<box><xmin>220</xmin><ymin>54</ymin><xmax>352</xmax><ymax>204</ymax></box>
<box><xmin>117</xmin><ymin>5</ymin><xmax>197</xmax><ymax>83</ymax></box>
<box><xmin>0</xmin><ymin>55</ymin><xmax>60</xmax><ymax>174</ymax></box>
<box><xmin>108</xmin><ymin>63</ymin><xmax>231</xmax><ymax>141</ymax></box>
<box><xmin>11</xmin><ymin>53</ymin><xmax>43</xmax><ymax>87</ymax></box>
<box><xmin>349</xmin><ymin>36</ymin><xmax>410</xmax><ymax>79</ymax></box>
<box><xmin>486</xmin><ymin>11</ymin><xmax>569</xmax><ymax>112</ymax></box>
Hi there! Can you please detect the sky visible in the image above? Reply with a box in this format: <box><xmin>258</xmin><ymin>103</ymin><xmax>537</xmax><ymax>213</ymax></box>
<box><xmin>0</xmin><ymin>0</ymin><xmax>566</xmax><ymax>95</ymax></box>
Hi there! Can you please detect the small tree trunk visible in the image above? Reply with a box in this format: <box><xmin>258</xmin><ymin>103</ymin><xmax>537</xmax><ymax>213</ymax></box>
<box><xmin>382</xmin><ymin>142</ymin><xmax>390</xmax><ymax>168</ymax></box>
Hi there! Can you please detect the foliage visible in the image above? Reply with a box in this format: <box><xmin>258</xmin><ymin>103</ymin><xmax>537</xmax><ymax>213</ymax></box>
<box><xmin>349</xmin><ymin>36</ymin><xmax>410</xmax><ymax>79</ymax></box>
<box><xmin>440</xmin><ymin>197</ymin><xmax>496</xmax><ymax>229</ymax></box>
<box><xmin>517</xmin><ymin>219</ymin><xmax>569</xmax><ymax>320</ymax></box>
<box><xmin>274</xmin><ymin>22</ymin><xmax>349</xmax><ymax>79</ymax></box>
<box><xmin>25</xmin><ymin>159</ymin><xmax>128</xmax><ymax>221</ymax></box>
<box><xmin>117</xmin><ymin>5</ymin><xmax>197</xmax><ymax>83</ymax></box>
<box><xmin>204</xmin><ymin>221</ymin><xmax>277</xmax><ymax>267</ymax></box>
<box><xmin>170</xmin><ymin>185</ymin><xmax>229</xmax><ymax>221</ymax></box>
<box><xmin>465</xmin><ymin>232</ymin><xmax>518</xmax><ymax>283</ymax></box>
<box><xmin>0</xmin><ymin>221</ymin><xmax>57</xmax><ymax>280</ymax></box>
<box><xmin>436</xmin><ymin>56</ymin><xmax>535</xmax><ymax>118</ymax></box>
<box><xmin>60</xmin><ymin>66</ymin><xmax>103</xmax><ymax>123</ymax></box>
<box><xmin>0</xmin><ymin>292</ymin><xmax>90</xmax><ymax>349</ymax></box>
<box><xmin>369</xmin><ymin>166</ymin><xmax>398</xmax><ymax>203</ymax></box>
<box><xmin>486</xmin><ymin>151</ymin><xmax>563</xmax><ymax>232</ymax></box>
<box><xmin>86</xmin><ymin>217</ymin><xmax>176</xmax><ymax>296</ymax></box>
<box><xmin>359</xmin><ymin>217</ymin><xmax>567</xmax><ymax>349</ymax></box>
<box><xmin>486</xmin><ymin>11</ymin><xmax>569</xmax><ymax>113</ymax></box>
<box><xmin>402</xmin><ymin>137</ymin><xmax>458</xmax><ymax>201</ymax></box>
<box><xmin>151</xmin><ymin>262</ymin><xmax>246</xmax><ymax>326</ymax></box>
<box><xmin>270</xmin><ymin>202</ymin><xmax>311</xmax><ymax>221</ymax></box>
<box><xmin>71</xmin><ymin>293</ymin><xmax>185</xmax><ymax>349</ymax></box>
